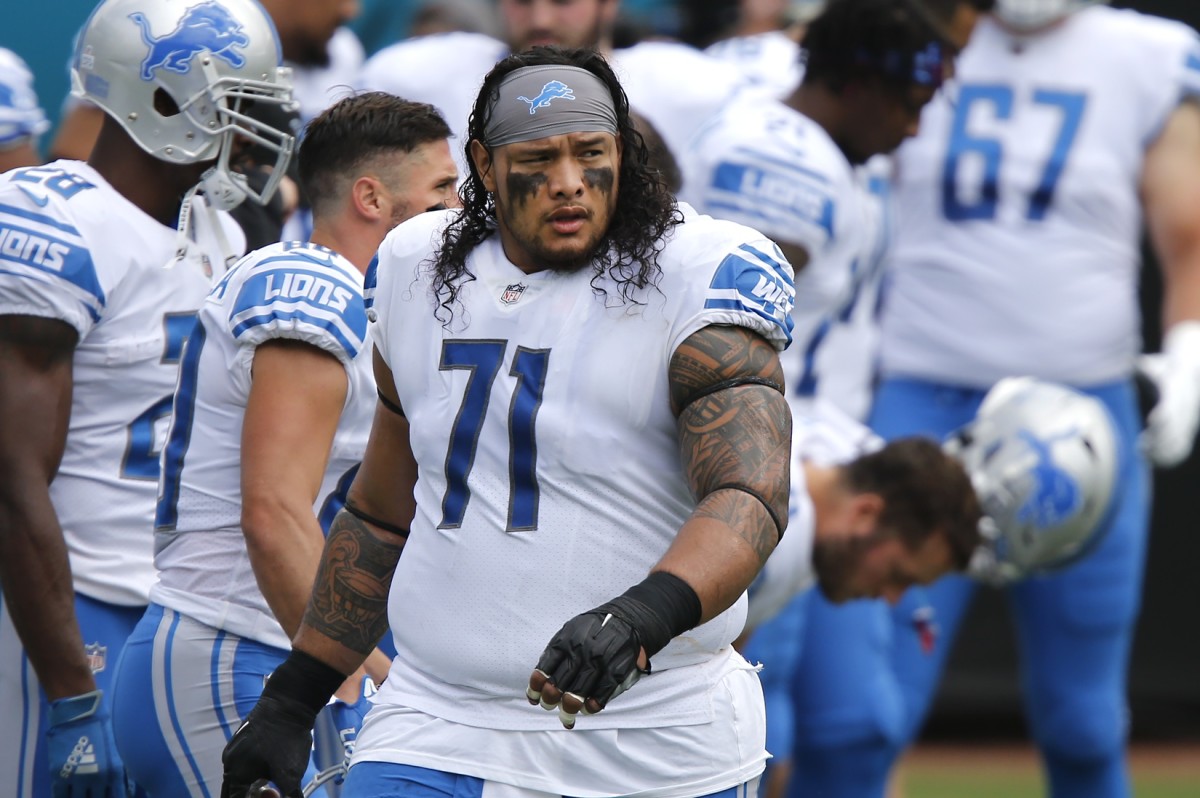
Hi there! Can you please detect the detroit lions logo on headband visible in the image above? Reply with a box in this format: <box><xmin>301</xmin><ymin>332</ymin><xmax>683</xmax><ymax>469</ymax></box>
<box><xmin>517</xmin><ymin>81</ymin><xmax>575</xmax><ymax>114</ymax></box>
<box><xmin>485</xmin><ymin>65</ymin><xmax>618</xmax><ymax>147</ymax></box>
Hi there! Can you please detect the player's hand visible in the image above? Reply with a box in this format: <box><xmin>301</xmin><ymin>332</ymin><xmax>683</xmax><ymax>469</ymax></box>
<box><xmin>220</xmin><ymin>691</ymin><xmax>318</xmax><ymax>798</ymax></box>
<box><xmin>527</xmin><ymin>610</ymin><xmax>649</xmax><ymax>730</ymax></box>
<box><xmin>46</xmin><ymin>689</ymin><xmax>128</xmax><ymax>798</ymax></box>
<box><xmin>1138</xmin><ymin>321</ymin><xmax>1200</xmax><ymax>468</ymax></box>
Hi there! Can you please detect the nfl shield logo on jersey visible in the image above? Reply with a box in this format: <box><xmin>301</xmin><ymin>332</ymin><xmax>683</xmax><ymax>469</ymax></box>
<box><xmin>85</xmin><ymin>642</ymin><xmax>107</xmax><ymax>674</ymax></box>
<box><xmin>501</xmin><ymin>283</ymin><xmax>527</xmax><ymax>305</ymax></box>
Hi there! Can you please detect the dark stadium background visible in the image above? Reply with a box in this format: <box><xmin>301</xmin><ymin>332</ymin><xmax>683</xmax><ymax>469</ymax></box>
<box><xmin>2</xmin><ymin>0</ymin><xmax>1196</xmax><ymax>742</ymax></box>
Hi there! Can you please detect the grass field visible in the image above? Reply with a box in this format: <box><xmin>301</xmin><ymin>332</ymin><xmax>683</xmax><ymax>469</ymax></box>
<box><xmin>896</xmin><ymin>744</ymin><xmax>1200</xmax><ymax>798</ymax></box>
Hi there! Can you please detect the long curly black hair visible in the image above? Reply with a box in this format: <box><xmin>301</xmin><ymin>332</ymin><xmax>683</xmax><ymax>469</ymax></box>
<box><xmin>429</xmin><ymin>46</ymin><xmax>681</xmax><ymax>323</ymax></box>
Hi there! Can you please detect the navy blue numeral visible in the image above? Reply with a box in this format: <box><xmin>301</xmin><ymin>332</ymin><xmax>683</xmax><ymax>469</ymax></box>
<box><xmin>121</xmin><ymin>313</ymin><xmax>198</xmax><ymax>481</ymax></box>
<box><xmin>155</xmin><ymin>320</ymin><xmax>206</xmax><ymax>530</ymax></box>
<box><xmin>942</xmin><ymin>85</ymin><xmax>1086</xmax><ymax>222</ymax></box>
<box><xmin>439</xmin><ymin>340</ymin><xmax>550</xmax><ymax>531</ymax></box>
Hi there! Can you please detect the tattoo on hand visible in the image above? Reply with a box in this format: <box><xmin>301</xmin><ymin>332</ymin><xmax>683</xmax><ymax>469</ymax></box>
<box><xmin>303</xmin><ymin>509</ymin><xmax>404</xmax><ymax>655</ymax></box>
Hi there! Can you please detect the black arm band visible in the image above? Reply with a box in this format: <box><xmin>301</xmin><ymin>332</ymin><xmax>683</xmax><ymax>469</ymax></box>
<box><xmin>343</xmin><ymin>499</ymin><xmax>410</xmax><ymax>539</ymax></box>
<box><xmin>598</xmin><ymin>571</ymin><xmax>702</xmax><ymax>660</ymax></box>
<box><xmin>261</xmin><ymin>649</ymin><xmax>347</xmax><ymax>718</ymax></box>
<box><xmin>377</xmin><ymin>389</ymin><xmax>405</xmax><ymax>417</ymax></box>
<box><xmin>678</xmin><ymin>376</ymin><xmax>784</xmax><ymax>417</ymax></box>
<box><xmin>713</xmin><ymin>482</ymin><xmax>787</xmax><ymax>542</ymax></box>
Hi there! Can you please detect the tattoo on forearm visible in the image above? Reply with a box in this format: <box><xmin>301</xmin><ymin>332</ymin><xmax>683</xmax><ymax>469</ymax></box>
<box><xmin>694</xmin><ymin>489</ymin><xmax>778</xmax><ymax>566</ymax></box>
<box><xmin>303</xmin><ymin>509</ymin><xmax>405</xmax><ymax>655</ymax></box>
<box><xmin>671</xmin><ymin>326</ymin><xmax>791</xmax><ymax>555</ymax></box>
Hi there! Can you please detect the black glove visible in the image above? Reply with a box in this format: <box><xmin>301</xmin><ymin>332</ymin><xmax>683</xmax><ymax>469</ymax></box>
<box><xmin>220</xmin><ymin>690</ymin><xmax>316</xmax><ymax>798</ymax></box>
<box><xmin>221</xmin><ymin>650</ymin><xmax>347</xmax><ymax>798</ymax></box>
<box><xmin>533</xmin><ymin>571</ymin><xmax>702</xmax><ymax>710</ymax></box>
<box><xmin>535</xmin><ymin>607</ymin><xmax>649</xmax><ymax>709</ymax></box>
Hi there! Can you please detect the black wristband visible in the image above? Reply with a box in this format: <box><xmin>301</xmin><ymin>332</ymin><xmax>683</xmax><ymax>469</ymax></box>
<box><xmin>261</xmin><ymin>649</ymin><xmax>347</xmax><ymax>719</ymax></box>
<box><xmin>599</xmin><ymin>571</ymin><xmax>702</xmax><ymax>660</ymax></box>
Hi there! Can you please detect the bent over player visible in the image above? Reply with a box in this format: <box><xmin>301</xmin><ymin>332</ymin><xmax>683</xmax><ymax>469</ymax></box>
<box><xmin>222</xmin><ymin>46</ymin><xmax>795</xmax><ymax>798</ymax></box>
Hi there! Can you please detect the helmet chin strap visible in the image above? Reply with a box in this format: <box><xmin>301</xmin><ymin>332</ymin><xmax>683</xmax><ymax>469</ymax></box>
<box><xmin>198</xmin><ymin>163</ymin><xmax>249</xmax><ymax>212</ymax></box>
<box><xmin>171</xmin><ymin>179</ymin><xmax>241</xmax><ymax>272</ymax></box>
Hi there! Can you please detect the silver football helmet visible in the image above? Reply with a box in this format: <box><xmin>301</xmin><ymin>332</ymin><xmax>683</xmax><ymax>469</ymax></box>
<box><xmin>71</xmin><ymin>0</ymin><xmax>296</xmax><ymax>209</ymax></box>
<box><xmin>945</xmin><ymin>377</ymin><xmax>1118</xmax><ymax>584</ymax></box>
<box><xmin>992</xmin><ymin>0</ymin><xmax>1106</xmax><ymax>33</ymax></box>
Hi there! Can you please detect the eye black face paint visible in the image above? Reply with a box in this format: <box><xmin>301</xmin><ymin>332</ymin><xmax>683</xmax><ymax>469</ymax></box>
<box><xmin>506</xmin><ymin>170</ymin><xmax>548</xmax><ymax>207</ymax></box>
<box><xmin>583</xmin><ymin>167</ymin><xmax>614</xmax><ymax>197</ymax></box>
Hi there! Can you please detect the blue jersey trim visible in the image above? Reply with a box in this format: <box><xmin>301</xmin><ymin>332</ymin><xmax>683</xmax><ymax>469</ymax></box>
<box><xmin>0</xmin><ymin>201</ymin><xmax>82</xmax><ymax>235</ymax></box>
<box><xmin>231</xmin><ymin>308</ymin><xmax>362</xmax><ymax>359</ymax></box>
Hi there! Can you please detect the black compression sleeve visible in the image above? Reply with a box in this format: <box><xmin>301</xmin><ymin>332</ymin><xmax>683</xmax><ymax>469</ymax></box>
<box><xmin>261</xmin><ymin>649</ymin><xmax>347</xmax><ymax>718</ymax></box>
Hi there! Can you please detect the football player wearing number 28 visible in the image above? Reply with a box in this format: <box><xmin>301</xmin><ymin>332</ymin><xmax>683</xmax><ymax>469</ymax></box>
<box><xmin>222</xmin><ymin>46</ymin><xmax>796</xmax><ymax>798</ymax></box>
<box><xmin>789</xmin><ymin>2</ymin><xmax>1200</xmax><ymax>797</ymax></box>
<box><xmin>0</xmin><ymin>0</ymin><xmax>295</xmax><ymax>796</ymax></box>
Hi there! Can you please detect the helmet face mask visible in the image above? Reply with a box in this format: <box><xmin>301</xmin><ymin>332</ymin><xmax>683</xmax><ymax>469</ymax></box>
<box><xmin>991</xmin><ymin>0</ymin><xmax>1106</xmax><ymax>33</ymax></box>
<box><xmin>945</xmin><ymin>377</ymin><xmax>1119</xmax><ymax>583</ymax></box>
<box><xmin>72</xmin><ymin>0</ymin><xmax>296</xmax><ymax>208</ymax></box>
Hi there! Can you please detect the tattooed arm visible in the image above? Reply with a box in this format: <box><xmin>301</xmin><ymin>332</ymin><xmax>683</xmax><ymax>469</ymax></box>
<box><xmin>291</xmin><ymin>349</ymin><xmax>419</xmax><ymax>676</ymax></box>
<box><xmin>656</xmin><ymin>324</ymin><xmax>792</xmax><ymax>623</ymax></box>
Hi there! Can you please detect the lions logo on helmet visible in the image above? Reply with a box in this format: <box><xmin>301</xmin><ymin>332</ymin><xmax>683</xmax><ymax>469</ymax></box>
<box><xmin>71</xmin><ymin>0</ymin><xmax>296</xmax><ymax>210</ymax></box>
<box><xmin>945</xmin><ymin>377</ymin><xmax>1119</xmax><ymax>583</ymax></box>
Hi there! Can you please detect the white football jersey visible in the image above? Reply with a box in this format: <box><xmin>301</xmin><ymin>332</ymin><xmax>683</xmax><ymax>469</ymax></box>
<box><xmin>361</xmin><ymin>202</ymin><xmax>792</xmax><ymax>788</ymax></box>
<box><xmin>704</xmin><ymin>31</ymin><xmax>803</xmax><ymax>101</ymax></box>
<box><xmin>151</xmin><ymin>242</ymin><xmax>374</xmax><ymax>649</ymax></box>
<box><xmin>0</xmin><ymin>161</ymin><xmax>243</xmax><ymax>606</ymax></box>
<box><xmin>745</xmin><ymin>398</ymin><xmax>882</xmax><ymax>630</ymax></box>
<box><xmin>681</xmin><ymin>96</ymin><xmax>880</xmax><ymax>414</ymax></box>
<box><xmin>357</xmin><ymin>34</ymin><xmax>749</xmax><ymax>193</ymax></box>
<box><xmin>0</xmin><ymin>48</ymin><xmax>48</xmax><ymax>148</ymax></box>
<box><xmin>881</xmin><ymin>8</ymin><xmax>1200</xmax><ymax>388</ymax></box>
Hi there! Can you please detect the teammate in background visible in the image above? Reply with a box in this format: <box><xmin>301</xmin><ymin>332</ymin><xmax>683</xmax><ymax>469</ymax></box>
<box><xmin>0</xmin><ymin>48</ymin><xmax>49</xmax><ymax>172</ymax></box>
<box><xmin>108</xmin><ymin>91</ymin><xmax>457</xmax><ymax>797</ymax></box>
<box><xmin>0</xmin><ymin>1</ymin><xmax>295</xmax><ymax>796</ymax></box>
<box><xmin>681</xmin><ymin>0</ymin><xmax>954</xmax><ymax>420</ymax></box>
<box><xmin>358</xmin><ymin>0</ymin><xmax>750</xmax><ymax>193</ymax></box>
<box><xmin>790</xmin><ymin>2</ymin><xmax>1200</xmax><ymax>797</ymax></box>
<box><xmin>695</xmin><ymin>0</ymin><xmax>824</xmax><ymax>100</ymax></box>
<box><xmin>222</xmin><ymin>46</ymin><xmax>794</xmax><ymax>798</ymax></box>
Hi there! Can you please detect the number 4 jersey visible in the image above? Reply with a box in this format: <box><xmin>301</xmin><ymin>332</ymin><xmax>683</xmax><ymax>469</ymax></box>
<box><xmin>0</xmin><ymin>161</ymin><xmax>243</xmax><ymax>606</ymax></box>
<box><xmin>150</xmin><ymin>241</ymin><xmax>374</xmax><ymax>650</ymax></box>
<box><xmin>882</xmin><ymin>7</ymin><xmax>1200</xmax><ymax>388</ymax></box>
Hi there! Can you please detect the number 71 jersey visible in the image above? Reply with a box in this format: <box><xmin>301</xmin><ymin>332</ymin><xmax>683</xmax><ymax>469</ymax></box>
<box><xmin>368</xmin><ymin>205</ymin><xmax>793</xmax><ymax>728</ymax></box>
<box><xmin>882</xmin><ymin>7</ymin><xmax>1200</xmax><ymax>388</ymax></box>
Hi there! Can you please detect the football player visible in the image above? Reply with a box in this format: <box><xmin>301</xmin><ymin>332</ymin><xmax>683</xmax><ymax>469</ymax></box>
<box><xmin>0</xmin><ymin>1</ymin><xmax>295</xmax><ymax>796</ymax></box>
<box><xmin>109</xmin><ymin>91</ymin><xmax>457</xmax><ymax>797</ymax></box>
<box><xmin>791</xmin><ymin>2</ymin><xmax>1200</xmax><ymax>796</ymax></box>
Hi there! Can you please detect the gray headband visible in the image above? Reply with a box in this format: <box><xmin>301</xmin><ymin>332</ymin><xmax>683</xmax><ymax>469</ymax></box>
<box><xmin>483</xmin><ymin>64</ymin><xmax>619</xmax><ymax>147</ymax></box>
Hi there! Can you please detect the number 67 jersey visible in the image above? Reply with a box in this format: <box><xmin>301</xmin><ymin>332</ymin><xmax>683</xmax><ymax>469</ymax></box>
<box><xmin>881</xmin><ymin>6</ymin><xmax>1200</xmax><ymax>389</ymax></box>
<box><xmin>0</xmin><ymin>161</ymin><xmax>243</xmax><ymax>607</ymax></box>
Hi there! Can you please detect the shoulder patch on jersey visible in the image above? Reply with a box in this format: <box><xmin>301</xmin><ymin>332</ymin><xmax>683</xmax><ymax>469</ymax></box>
<box><xmin>0</xmin><ymin>200</ymin><xmax>104</xmax><ymax>322</ymax></box>
<box><xmin>705</xmin><ymin>241</ymin><xmax>795</xmax><ymax>346</ymax></box>
<box><xmin>229</xmin><ymin>260</ymin><xmax>367</xmax><ymax>361</ymax></box>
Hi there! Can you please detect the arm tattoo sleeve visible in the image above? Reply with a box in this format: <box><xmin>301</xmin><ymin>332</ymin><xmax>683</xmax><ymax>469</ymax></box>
<box><xmin>670</xmin><ymin>325</ymin><xmax>792</xmax><ymax>552</ymax></box>
<box><xmin>302</xmin><ymin>508</ymin><xmax>405</xmax><ymax>656</ymax></box>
